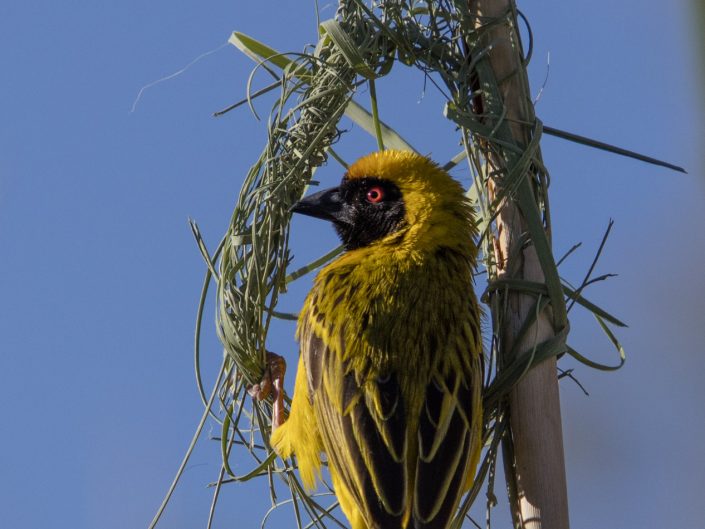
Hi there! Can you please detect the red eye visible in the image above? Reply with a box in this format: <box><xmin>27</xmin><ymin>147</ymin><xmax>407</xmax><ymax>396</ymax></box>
<box><xmin>366</xmin><ymin>186</ymin><xmax>384</xmax><ymax>203</ymax></box>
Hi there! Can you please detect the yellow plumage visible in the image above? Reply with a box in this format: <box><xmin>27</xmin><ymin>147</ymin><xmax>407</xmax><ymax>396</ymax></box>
<box><xmin>271</xmin><ymin>150</ymin><xmax>483</xmax><ymax>529</ymax></box>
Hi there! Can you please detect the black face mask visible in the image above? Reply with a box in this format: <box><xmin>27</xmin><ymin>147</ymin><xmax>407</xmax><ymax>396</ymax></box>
<box><xmin>291</xmin><ymin>177</ymin><xmax>406</xmax><ymax>250</ymax></box>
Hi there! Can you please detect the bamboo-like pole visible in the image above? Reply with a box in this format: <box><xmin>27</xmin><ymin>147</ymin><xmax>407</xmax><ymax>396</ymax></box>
<box><xmin>468</xmin><ymin>2</ymin><xmax>570</xmax><ymax>528</ymax></box>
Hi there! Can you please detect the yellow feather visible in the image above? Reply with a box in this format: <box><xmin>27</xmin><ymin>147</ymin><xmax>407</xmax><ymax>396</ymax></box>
<box><xmin>272</xmin><ymin>151</ymin><xmax>483</xmax><ymax>529</ymax></box>
<box><xmin>270</xmin><ymin>356</ymin><xmax>323</xmax><ymax>490</ymax></box>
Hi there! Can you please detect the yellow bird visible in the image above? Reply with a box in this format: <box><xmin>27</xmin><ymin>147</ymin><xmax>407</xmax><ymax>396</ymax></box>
<box><xmin>269</xmin><ymin>150</ymin><xmax>483</xmax><ymax>529</ymax></box>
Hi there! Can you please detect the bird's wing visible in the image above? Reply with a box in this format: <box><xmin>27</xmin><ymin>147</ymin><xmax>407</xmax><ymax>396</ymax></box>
<box><xmin>301</xmin><ymin>325</ymin><xmax>409</xmax><ymax>529</ymax></box>
<box><xmin>302</xmin><ymin>328</ymin><xmax>482</xmax><ymax>529</ymax></box>
<box><xmin>412</xmin><ymin>351</ymin><xmax>482</xmax><ymax>529</ymax></box>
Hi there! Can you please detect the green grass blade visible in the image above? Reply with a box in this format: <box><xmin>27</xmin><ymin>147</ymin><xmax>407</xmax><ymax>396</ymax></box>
<box><xmin>509</xmin><ymin>120</ymin><xmax>568</xmax><ymax>330</ymax></box>
<box><xmin>344</xmin><ymin>100</ymin><xmax>417</xmax><ymax>152</ymax></box>
<box><xmin>486</xmin><ymin>277</ymin><xmax>626</xmax><ymax>328</ymax></box>
<box><xmin>544</xmin><ymin>125</ymin><xmax>687</xmax><ymax>173</ymax></box>
<box><xmin>286</xmin><ymin>245</ymin><xmax>344</xmax><ymax>284</ymax></box>
<box><xmin>221</xmin><ymin>402</ymin><xmax>236</xmax><ymax>476</ymax></box>
<box><xmin>483</xmin><ymin>328</ymin><xmax>570</xmax><ymax>410</ymax></box>
<box><xmin>270</xmin><ymin>310</ymin><xmax>299</xmax><ymax>321</ymax></box>
<box><xmin>229</xmin><ymin>32</ymin><xmax>311</xmax><ymax>80</ymax></box>
<box><xmin>148</xmin><ymin>360</ymin><xmax>226</xmax><ymax>529</ymax></box>
<box><xmin>566</xmin><ymin>342</ymin><xmax>625</xmax><ymax>371</ymax></box>
<box><xmin>319</xmin><ymin>20</ymin><xmax>376</xmax><ymax>79</ymax></box>
<box><xmin>229</xmin><ymin>30</ymin><xmax>414</xmax><ymax>153</ymax></box>
<box><xmin>368</xmin><ymin>78</ymin><xmax>385</xmax><ymax>150</ymax></box>
<box><xmin>442</xmin><ymin>150</ymin><xmax>468</xmax><ymax>171</ymax></box>
<box><xmin>562</xmin><ymin>283</ymin><xmax>627</xmax><ymax>327</ymax></box>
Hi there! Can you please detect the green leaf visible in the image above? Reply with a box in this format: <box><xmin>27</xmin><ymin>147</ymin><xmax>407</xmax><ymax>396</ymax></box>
<box><xmin>319</xmin><ymin>20</ymin><xmax>377</xmax><ymax>79</ymax></box>
<box><xmin>444</xmin><ymin>103</ymin><xmax>524</xmax><ymax>155</ymax></box>
<box><xmin>221</xmin><ymin>403</ymin><xmax>236</xmax><ymax>477</ymax></box>
<box><xmin>285</xmin><ymin>245</ymin><xmax>344</xmax><ymax>284</ymax></box>
<box><xmin>228</xmin><ymin>31</ymin><xmax>311</xmax><ymax>80</ymax></box>
<box><xmin>368</xmin><ymin>78</ymin><xmax>385</xmax><ymax>150</ymax></box>
<box><xmin>510</xmin><ymin>120</ymin><xmax>568</xmax><ymax>331</ymax></box>
<box><xmin>229</xmin><ymin>30</ymin><xmax>415</xmax><ymax>153</ymax></box>
<box><xmin>230</xmin><ymin>232</ymin><xmax>253</xmax><ymax>246</ymax></box>
<box><xmin>562</xmin><ymin>283</ymin><xmax>627</xmax><ymax>327</ymax></box>
<box><xmin>344</xmin><ymin>100</ymin><xmax>417</xmax><ymax>152</ymax></box>
<box><xmin>442</xmin><ymin>150</ymin><xmax>468</xmax><ymax>171</ymax></box>
<box><xmin>270</xmin><ymin>310</ymin><xmax>299</xmax><ymax>321</ymax></box>
<box><xmin>231</xmin><ymin>451</ymin><xmax>277</xmax><ymax>482</ymax></box>
<box><xmin>544</xmin><ymin>125</ymin><xmax>687</xmax><ymax>174</ymax></box>
<box><xmin>566</xmin><ymin>345</ymin><xmax>625</xmax><ymax>371</ymax></box>
<box><xmin>484</xmin><ymin>328</ymin><xmax>569</xmax><ymax>410</ymax></box>
<box><xmin>485</xmin><ymin>278</ymin><xmax>627</xmax><ymax>328</ymax></box>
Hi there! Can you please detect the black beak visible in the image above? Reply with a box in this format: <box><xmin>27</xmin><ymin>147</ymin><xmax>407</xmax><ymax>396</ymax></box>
<box><xmin>291</xmin><ymin>187</ymin><xmax>344</xmax><ymax>223</ymax></box>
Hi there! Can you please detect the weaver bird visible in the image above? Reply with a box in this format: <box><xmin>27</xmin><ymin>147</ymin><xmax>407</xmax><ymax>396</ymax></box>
<box><xmin>267</xmin><ymin>150</ymin><xmax>483</xmax><ymax>529</ymax></box>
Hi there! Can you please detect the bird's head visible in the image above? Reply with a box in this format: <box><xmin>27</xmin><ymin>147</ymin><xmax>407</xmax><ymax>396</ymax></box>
<box><xmin>292</xmin><ymin>150</ymin><xmax>476</xmax><ymax>254</ymax></box>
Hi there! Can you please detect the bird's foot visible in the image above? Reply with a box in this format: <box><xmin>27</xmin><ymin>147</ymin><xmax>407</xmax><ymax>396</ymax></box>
<box><xmin>248</xmin><ymin>351</ymin><xmax>287</xmax><ymax>431</ymax></box>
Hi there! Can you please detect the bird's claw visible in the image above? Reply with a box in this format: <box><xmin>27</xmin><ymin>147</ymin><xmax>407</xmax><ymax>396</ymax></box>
<box><xmin>247</xmin><ymin>351</ymin><xmax>287</xmax><ymax>431</ymax></box>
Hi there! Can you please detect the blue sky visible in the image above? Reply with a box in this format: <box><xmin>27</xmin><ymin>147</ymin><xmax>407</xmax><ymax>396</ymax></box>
<box><xmin>1</xmin><ymin>1</ymin><xmax>703</xmax><ymax>528</ymax></box>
